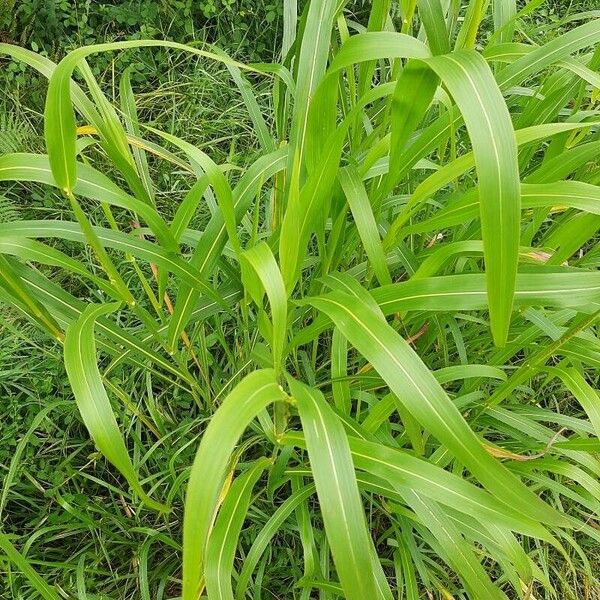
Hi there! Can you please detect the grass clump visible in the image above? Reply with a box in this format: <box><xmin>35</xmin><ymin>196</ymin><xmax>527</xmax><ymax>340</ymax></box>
<box><xmin>1</xmin><ymin>1</ymin><xmax>600</xmax><ymax>599</ymax></box>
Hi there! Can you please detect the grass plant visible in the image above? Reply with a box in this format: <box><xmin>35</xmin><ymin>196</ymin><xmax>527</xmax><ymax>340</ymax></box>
<box><xmin>1</xmin><ymin>1</ymin><xmax>600</xmax><ymax>598</ymax></box>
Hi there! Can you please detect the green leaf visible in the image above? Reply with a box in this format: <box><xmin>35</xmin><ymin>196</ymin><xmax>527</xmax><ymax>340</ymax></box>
<box><xmin>385</xmin><ymin>121</ymin><xmax>596</xmax><ymax>242</ymax></box>
<box><xmin>205</xmin><ymin>458</ymin><xmax>271</xmax><ymax>600</ymax></box>
<box><xmin>143</xmin><ymin>126</ymin><xmax>239</xmax><ymax>256</ymax></box>
<box><xmin>0</xmin><ymin>220</ymin><xmax>219</xmax><ymax>296</ymax></box>
<box><xmin>12</xmin><ymin>260</ymin><xmax>195</xmax><ymax>385</ymax></box>
<box><xmin>372</xmin><ymin>272</ymin><xmax>600</xmax><ymax>314</ymax></box>
<box><xmin>63</xmin><ymin>302</ymin><xmax>168</xmax><ymax>512</ymax></box>
<box><xmin>42</xmin><ymin>39</ymin><xmax>263</xmax><ymax>192</ymax></box>
<box><xmin>288</xmin><ymin>0</ymin><xmax>338</xmax><ymax>167</ymax></box>
<box><xmin>382</xmin><ymin>61</ymin><xmax>438</xmax><ymax>198</ymax></box>
<box><xmin>328</xmin><ymin>32</ymin><xmax>430</xmax><ymax>71</ymax></box>
<box><xmin>241</xmin><ymin>242</ymin><xmax>288</xmax><ymax>373</ymax></box>
<box><xmin>0</xmin><ymin>254</ymin><xmax>64</xmax><ymax>340</ymax></box>
<box><xmin>348</xmin><ymin>435</ymin><xmax>550</xmax><ymax>539</ymax></box>
<box><xmin>553</xmin><ymin>438</ymin><xmax>600</xmax><ymax>452</ymax></box>
<box><xmin>0</xmin><ymin>534</ymin><xmax>61</xmax><ymax>600</ymax></box>
<box><xmin>120</xmin><ymin>67</ymin><xmax>155</xmax><ymax>203</ymax></box>
<box><xmin>182</xmin><ymin>370</ymin><xmax>286</xmax><ymax>600</ymax></box>
<box><xmin>291</xmin><ymin>271</ymin><xmax>600</xmax><ymax>349</ymax></box>
<box><xmin>235</xmin><ymin>483</ymin><xmax>316</xmax><ymax>600</ymax></box>
<box><xmin>417</xmin><ymin>0</ymin><xmax>451</xmax><ymax>55</ymax></box>
<box><xmin>422</xmin><ymin>50</ymin><xmax>521</xmax><ymax>346</ymax></box>
<box><xmin>288</xmin><ymin>377</ymin><xmax>393</xmax><ymax>600</ymax></box>
<box><xmin>402</xmin><ymin>490</ymin><xmax>506</xmax><ymax>600</ymax></box>
<box><xmin>168</xmin><ymin>148</ymin><xmax>287</xmax><ymax>350</ymax></box>
<box><xmin>0</xmin><ymin>236</ymin><xmax>117</xmax><ymax>296</ymax></box>
<box><xmin>497</xmin><ymin>19</ymin><xmax>600</xmax><ymax>89</ymax></box>
<box><xmin>339</xmin><ymin>166</ymin><xmax>392</xmax><ymax>286</ymax></box>
<box><xmin>546</xmin><ymin>367</ymin><xmax>600</xmax><ymax>439</ymax></box>
<box><xmin>0</xmin><ymin>153</ymin><xmax>176</xmax><ymax>250</ymax></box>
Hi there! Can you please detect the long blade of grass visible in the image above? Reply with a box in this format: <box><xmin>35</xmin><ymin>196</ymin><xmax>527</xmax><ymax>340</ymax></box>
<box><xmin>168</xmin><ymin>148</ymin><xmax>287</xmax><ymax>350</ymax></box>
<box><xmin>0</xmin><ymin>534</ymin><xmax>61</xmax><ymax>600</ymax></box>
<box><xmin>64</xmin><ymin>302</ymin><xmax>168</xmax><ymax>512</ymax></box>
<box><xmin>205</xmin><ymin>457</ymin><xmax>271</xmax><ymax>600</ymax></box>
<box><xmin>235</xmin><ymin>483</ymin><xmax>316</xmax><ymax>600</ymax></box>
<box><xmin>288</xmin><ymin>377</ymin><xmax>393</xmax><ymax>600</ymax></box>
<box><xmin>42</xmin><ymin>39</ymin><xmax>268</xmax><ymax>192</ymax></box>
<box><xmin>291</xmin><ymin>271</ymin><xmax>600</xmax><ymax>349</ymax></box>
<box><xmin>182</xmin><ymin>370</ymin><xmax>286</xmax><ymax>600</ymax></box>
<box><xmin>546</xmin><ymin>366</ymin><xmax>600</xmax><ymax>439</ymax></box>
<box><xmin>421</xmin><ymin>50</ymin><xmax>521</xmax><ymax>345</ymax></box>
<box><xmin>497</xmin><ymin>19</ymin><xmax>600</xmax><ymax>89</ymax></box>
<box><xmin>241</xmin><ymin>242</ymin><xmax>287</xmax><ymax>373</ymax></box>
<box><xmin>288</xmin><ymin>0</ymin><xmax>338</xmax><ymax>169</ymax></box>
<box><xmin>0</xmin><ymin>153</ymin><xmax>176</xmax><ymax>250</ymax></box>
<box><xmin>339</xmin><ymin>166</ymin><xmax>392</xmax><ymax>286</ymax></box>
<box><xmin>403</xmin><ymin>490</ymin><xmax>506</xmax><ymax>600</ymax></box>
<box><xmin>0</xmin><ymin>254</ymin><xmax>64</xmax><ymax>340</ymax></box>
<box><xmin>120</xmin><ymin>67</ymin><xmax>155</xmax><ymax>203</ymax></box>
<box><xmin>10</xmin><ymin>260</ymin><xmax>195</xmax><ymax>384</ymax></box>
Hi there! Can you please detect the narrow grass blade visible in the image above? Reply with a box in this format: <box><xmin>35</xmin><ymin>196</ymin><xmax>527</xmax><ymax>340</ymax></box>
<box><xmin>497</xmin><ymin>19</ymin><xmax>600</xmax><ymax>89</ymax></box>
<box><xmin>417</xmin><ymin>0</ymin><xmax>450</xmax><ymax>55</ymax></box>
<box><xmin>0</xmin><ymin>534</ymin><xmax>61</xmax><ymax>600</ymax></box>
<box><xmin>423</xmin><ymin>50</ymin><xmax>521</xmax><ymax>345</ymax></box>
<box><xmin>205</xmin><ymin>458</ymin><xmax>271</xmax><ymax>600</ymax></box>
<box><xmin>0</xmin><ymin>237</ymin><xmax>117</xmax><ymax>296</ymax></box>
<box><xmin>546</xmin><ymin>367</ymin><xmax>600</xmax><ymax>439</ymax></box>
<box><xmin>348</xmin><ymin>436</ymin><xmax>550</xmax><ymax>539</ymax></box>
<box><xmin>42</xmin><ymin>39</ymin><xmax>265</xmax><ymax>192</ymax></box>
<box><xmin>382</xmin><ymin>61</ymin><xmax>438</xmax><ymax>198</ymax></box>
<box><xmin>142</xmin><ymin>127</ymin><xmax>239</xmax><ymax>255</ymax></box>
<box><xmin>0</xmin><ymin>153</ymin><xmax>176</xmax><ymax>250</ymax></box>
<box><xmin>288</xmin><ymin>0</ymin><xmax>337</xmax><ymax>168</ymax></box>
<box><xmin>288</xmin><ymin>377</ymin><xmax>393</xmax><ymax>600</ymax></box>
<box><xmin>455</xmin><ymin>0</ymin><xmax>486</xmax><ymax>49</ymax></box>
<box><xmin>0</xmin><ymin>254</ymin><xmax>63</xmax><ymax>340</ymax></box>
<box><xmin>64</xmin><ymin>302</ymin><xmax>168</xmax><ymax>512</ymax></box>
<box><xmin>403</xmin><ymin>490</ymin><xmax>506</xmax><ymax>600</ymax></box>
<box><xmin>339</xmin><ymin>166</ymin><xmax>392</xmax><ymax>285</ymax></box>
<box><xmin>182</xmin><ymin>370</ymin><xmax>286</xmax><ymax>600</ymax></box>
<box><xmin>120</xmin><ymin>67</ymin><xmax>155</xmax><ymax>203</ymax></box>
<box><xmin>241</xmin><ymin>242</ymin><xmax>287</xmax><ymax>373</ymax></box>
<box><xmin>168</xmin><ymin>148</ymin><xmax>287</xmax><ymax>350</ymax></box>
<box><xmin>235</xmin><ymin>483</ymin><xmax>316</xmax><ymax>600</ymax></box>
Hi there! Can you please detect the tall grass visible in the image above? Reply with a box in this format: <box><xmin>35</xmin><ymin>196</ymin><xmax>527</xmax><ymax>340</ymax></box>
<box><xmin>1</xmin><ymin>1</ymin><xmax>600</xmax><ymax>598</ymax></box>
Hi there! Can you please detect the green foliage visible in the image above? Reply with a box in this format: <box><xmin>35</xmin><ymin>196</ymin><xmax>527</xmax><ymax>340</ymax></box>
<box><xmin>2</xmin><ymin>0</ymin><xmax>285</xmax><ymax>57</ymax></box>
<box><xmin>0</xmin><ymin>195</ymin><xmax>18</xmax><ymax>223</ymax></box>
<box><xmin>0</xmin><ymin>111</ymin><xmax>31</xmax><ymax>154</ymax></box>
<box><xmin>1</xmin><ymin>0</ymin><xmax>287</xmax><ymax>115</ymax></box>
<box><xmin>1</xmin><ymin>1</ymin><xmax>600</xmax><ymax>599</ymax></box>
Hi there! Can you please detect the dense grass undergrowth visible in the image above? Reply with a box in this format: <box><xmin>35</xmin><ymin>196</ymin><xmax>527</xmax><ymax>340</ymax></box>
<box><xmin>1</xmin><ymin>0</ymin><xmax>600</xmax><ymax>598</ymax></box>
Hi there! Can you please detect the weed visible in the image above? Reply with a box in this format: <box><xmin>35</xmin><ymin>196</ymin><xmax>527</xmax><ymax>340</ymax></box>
<box><xmin>0</xmin><ymin>1</ymin><xmax>600</xmax><ymax>599</ymax></box>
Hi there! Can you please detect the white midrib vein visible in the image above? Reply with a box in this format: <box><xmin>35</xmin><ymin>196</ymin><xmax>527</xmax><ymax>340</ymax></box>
<box><xmin>213</xmin><ymin>466</ymin><xmax>262</xmax><ymax>600</ymax></box>
<box><xmin>443</xmin><ymin>54</ymin><xmax>513</xmax><ymax>321</ymax></box>
<box><xmin>499</xmin><ymin>27</ymin><xmax>600</xmax><ymax>89</ymax></box>
<box><xmin>295</xmin><ymin>0</ymin><xmax>331</xmax><ymax>168</ymax></box>
<box><xmin>351</xmin><ymin>447</ymin><xmax>525</xmax><ymax>527</ymax></box>
<box><xmin>308</xmin><ymin>394</ymin><xmax>371</xmax><ymax>598</ymax></box>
